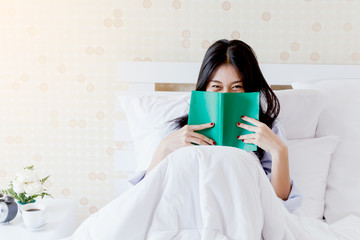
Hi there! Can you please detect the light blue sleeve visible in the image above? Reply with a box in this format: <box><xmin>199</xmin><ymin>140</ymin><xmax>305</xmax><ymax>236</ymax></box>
<box><xmin>128</xmin><ymin>170</ymin><xmax>146</xmax><ymax>185</ymax></box>
<box><xmin>260</xmin><ymin>120</ymin><xmax>303</xmax><ymax>212</ymax></box>
<box><xmin>265</xmin><ymin>172</ymin><xmax>303</xmax><ymax>212</ymax></box>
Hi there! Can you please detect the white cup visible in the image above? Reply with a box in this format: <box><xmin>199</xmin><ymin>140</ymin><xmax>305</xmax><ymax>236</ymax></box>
<box><xmin>20</xmin><ymin>203</ymin><xmax>48</xmax><ymax>230</ymax></box>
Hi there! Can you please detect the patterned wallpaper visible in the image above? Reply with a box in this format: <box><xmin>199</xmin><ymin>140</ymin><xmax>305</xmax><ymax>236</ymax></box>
<box><xmin>0</xmin><ymin>0</ymin><xmax>359</xmax><ymax>223</ymax></box>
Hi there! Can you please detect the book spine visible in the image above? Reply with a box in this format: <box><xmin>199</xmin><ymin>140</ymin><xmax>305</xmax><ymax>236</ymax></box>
<box><xmin>219</xmin><ymin>93</ymin><xmax>224</xmax><ymax>145</ymax></box>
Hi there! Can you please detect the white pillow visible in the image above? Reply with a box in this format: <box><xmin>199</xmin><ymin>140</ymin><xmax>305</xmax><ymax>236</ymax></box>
<box><xmin>293</xmin><ymin>79</ymin><xmax>360</xmax><ymax>223</ymax></box>
<box><xmin>275</xmin><ymin>89</ymin><xmax>325</xmax><ymax>139</ymax></box>
<box><xmin>287</xmin><ymin>136</ymin><xmax>338</xmax><ymax>220</ymax></box>
<box><xmin>119</xmin><ymin>93</ymin><xmax>190</xmax><ymax>172</ymax></box>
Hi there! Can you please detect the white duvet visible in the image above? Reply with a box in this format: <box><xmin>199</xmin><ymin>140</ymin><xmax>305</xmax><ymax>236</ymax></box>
<box><xmin>65</xmin><ymin>146</ymin><xmax>360</xmax><ymax>240</ymax></box>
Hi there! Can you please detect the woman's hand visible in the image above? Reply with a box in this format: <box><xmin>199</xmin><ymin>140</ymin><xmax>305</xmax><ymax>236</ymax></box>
<box><xmin>237</xmin><ymin>116</ymin><xmax>291</xmax><ymax>200</ymax></box>
<box><xmin>146</xmin><ymin>123</ymin><xmax>215</xmax><ymax>176</ymax></box>
<box><xmin>236</xmin><ymin>116</ymin><xmax>286</xmax><ymax>156</ymax></box>
<box><xmin>160</xmin><ymin>123</ymin><xmax>216</xmax><ymax>155</ymax></box>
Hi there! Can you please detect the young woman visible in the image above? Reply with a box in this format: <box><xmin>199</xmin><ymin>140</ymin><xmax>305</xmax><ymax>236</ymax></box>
<box><xmin>68</xmin><ymin>39</ymin><xmax>303</xmax><ymax>239</ymax></box>
<box><xmin>140</xmin><ymin>39</ymin><xmax>302</xmax><ymax>212</ymax></box>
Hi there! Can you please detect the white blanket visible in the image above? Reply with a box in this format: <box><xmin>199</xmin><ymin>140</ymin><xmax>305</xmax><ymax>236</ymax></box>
<box><xmin>65</xmin><ymin>146</ymin><xmax>360</xmax><ymax>240</ymax></box>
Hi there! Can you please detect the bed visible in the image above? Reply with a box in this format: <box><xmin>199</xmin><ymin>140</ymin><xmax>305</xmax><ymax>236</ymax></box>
<box><xmin>67</xmin><ymin>62</ymin><xmax>360</xmax><ymax>239</ymax></box>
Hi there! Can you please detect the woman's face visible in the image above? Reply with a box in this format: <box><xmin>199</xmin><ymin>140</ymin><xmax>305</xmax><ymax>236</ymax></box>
<box><xmin>205</xmin><ymin>64</ymin><xmax>244</xmax><ymax>93</ymax></box>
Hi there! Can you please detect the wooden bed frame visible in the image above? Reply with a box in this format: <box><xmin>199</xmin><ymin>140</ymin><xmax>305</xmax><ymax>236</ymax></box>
<box><xmin>118</xmin><ymin>62</ymin><xmax>360</xmax><ymax>91</ymax></box>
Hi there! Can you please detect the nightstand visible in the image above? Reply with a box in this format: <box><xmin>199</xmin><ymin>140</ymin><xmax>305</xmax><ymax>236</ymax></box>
<box><xmin>0</xmin><ymin>199</ymin><xmax>78</xmax><ymax>240</ymax></box>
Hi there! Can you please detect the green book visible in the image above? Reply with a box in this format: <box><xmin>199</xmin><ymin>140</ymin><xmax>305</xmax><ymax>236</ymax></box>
<box><xmin>187</xmin><ymin>91</ymin><xmax>260</xmax><ymax>151</ymax></box>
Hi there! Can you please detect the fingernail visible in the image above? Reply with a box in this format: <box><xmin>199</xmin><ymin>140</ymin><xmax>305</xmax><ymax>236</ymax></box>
<box><xmin>242</xmin><ymin>140</ymin><xmax>244</xmax><ymax>142</ymax></box>
<box><xmin>236</xmin><ymin>122</ymin><xmax>240</xmax><ymax>126</ymax></box>
<box><xmin>210</xmin><ymin>123</ymin><xmax>214</xmax><ymax>126</ymax></box>
<box><xmin>241</xmin><ymin>116</ymin><xmax>244</xmax><ymax>118</ymax></box>
<box><xmin>213</xmin><ymin>141</ymin><xmax>216</xmax><ymax>145</ymax></box>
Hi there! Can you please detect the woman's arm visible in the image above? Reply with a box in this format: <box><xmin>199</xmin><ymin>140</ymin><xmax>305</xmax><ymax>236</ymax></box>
<box><xmin>145</xmin><ymin>141</ymin><xmax>169</xmax><ymax>176</ymax></box>
<box><xmin>237</xmin><ymin>116</ymin><xmax>291</xmax><ymax>200</ymax></box>
<box><xmin>266</xmin><ymin>143</ymin><xmax>291</xmax><ymax>200</ymax></box>
<box><xmin>145</xmin><ymin>123</ymin><xmax>216</xmax><ymax>177</ymax></box>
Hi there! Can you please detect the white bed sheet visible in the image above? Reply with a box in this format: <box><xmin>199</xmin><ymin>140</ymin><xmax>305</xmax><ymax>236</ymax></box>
<box><xmin>292</xmin><ymin>213</ymin><xmax>360</xmax><ymax>239</ymax></box>
<box><xmin>65</xmin><ymin>146</ymin><xmax>360</xmax><ymax>240</ymax></box>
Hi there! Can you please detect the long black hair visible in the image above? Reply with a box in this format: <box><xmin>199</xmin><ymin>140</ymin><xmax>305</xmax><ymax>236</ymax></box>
<box><xmin>172</xmin><ymin>39</ymin><xmax>280</xmax><ymax>160</ymax></box>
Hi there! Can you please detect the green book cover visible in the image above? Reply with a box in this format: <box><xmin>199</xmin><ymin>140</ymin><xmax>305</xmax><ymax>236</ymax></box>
<box><xmin>187</xmin><ymin>91</ymin><xmax>260</xmax><ymax>151</ymax></box>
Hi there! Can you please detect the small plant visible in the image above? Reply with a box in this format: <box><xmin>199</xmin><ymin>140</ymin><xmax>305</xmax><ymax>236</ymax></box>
<box><xmin>1</xmin><ymin>165</ymin><xmax>52</xmax><ymax>204</ymax></box>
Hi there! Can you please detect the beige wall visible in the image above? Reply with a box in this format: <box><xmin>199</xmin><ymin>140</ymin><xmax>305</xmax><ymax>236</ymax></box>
<box><xmin>0</xmin><ymin>0</ymin><xmax>359</xmax><ymax>223</ymax></box>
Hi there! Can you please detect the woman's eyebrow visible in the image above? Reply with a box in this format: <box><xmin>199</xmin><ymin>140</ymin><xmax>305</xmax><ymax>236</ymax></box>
<box><xmin>231</xmin><ymin>80</ymin><xmax>242</xmax><ymax>84</ymax></box>
<box><xmin>210</xmin><ymin>80</ymin><xmax>242</xmax><ymax>84</ymax></box>
<box><xmin>209</xmin><ymin>80</ymin><xmax>222</xmax><ymax>83</ymax></box>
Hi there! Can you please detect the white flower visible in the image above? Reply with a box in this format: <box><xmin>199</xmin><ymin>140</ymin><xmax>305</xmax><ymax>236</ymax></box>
<box><xmin>16</xmin><ymin>169</ymin><xmax>39</xmax><ymax>183</ymax></box>
<box><xmin>12</xmin><ymin>180</ymin><xmax>25</xmax><ymax>194</ymax></box>
<box><xmin>24</xmin><ymin>180</ymin><xmax>43</xmax><ymax>196</ymax></box>
<box><xmin>5</xmin><ymin>166</ymin><xmax>52</xmax><ymax>203</ymax></box>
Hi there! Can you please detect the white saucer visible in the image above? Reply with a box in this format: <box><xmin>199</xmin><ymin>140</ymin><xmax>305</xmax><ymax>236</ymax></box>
<box><xmin>22</xmin><ymin>221</ymin><xmax>47</xmax><ymax>232</ymax></box>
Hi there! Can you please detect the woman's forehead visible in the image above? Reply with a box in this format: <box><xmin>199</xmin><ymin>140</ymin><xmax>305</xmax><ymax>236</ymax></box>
<box><xmin>210</xmin><ymin>64</ymin><xmax>242</xmax><ymax>82</ymax></box>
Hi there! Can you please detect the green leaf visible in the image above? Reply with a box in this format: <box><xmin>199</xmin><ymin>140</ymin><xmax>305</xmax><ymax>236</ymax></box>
<box><xmin>8</xmin><ymin>188</ymin><xmax>17</xmax><ymax>196</ymax></box>
<box><xmin>1</xmin><ymin>189</ymin><xmax>9</xmax><ymax>195</ymax></box>
<box><xmin>40</xmin><ymin>192</ymin><xmax>53</xmax><ymax>199</ymax></box>
<box><xmin>24</xmin><ymin>165</ymin><xmax>34</xmax><ymax>170</ymax></box>
<box><xmin>40</xmin><ymin>175</ymin><xmax>50</xmax><ymax>184</ymax></box>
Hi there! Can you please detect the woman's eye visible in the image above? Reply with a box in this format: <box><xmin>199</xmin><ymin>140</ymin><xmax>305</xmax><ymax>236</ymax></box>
<box><xmin>212</xmin><ymin>85</ymin><xmax>221</xmax><ymax>89</ymax></box>
<box><xmin>233</xmin><ymin>85</ymin><xmax>243</xmax><ymax>89</ymax></box>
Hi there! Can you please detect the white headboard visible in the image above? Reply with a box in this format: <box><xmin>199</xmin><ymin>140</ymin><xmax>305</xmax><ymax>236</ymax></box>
<box><xmin>117</xmin><ymin>62</ymin><xmax>360</xmax><ymax>91</ymax></box>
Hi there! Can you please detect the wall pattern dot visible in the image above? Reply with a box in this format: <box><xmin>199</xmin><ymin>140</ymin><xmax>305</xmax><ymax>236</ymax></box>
<box><xmin>0</xmin><ymin>0</ymin><xmax>359</xmax><ymax>224</ymax></box>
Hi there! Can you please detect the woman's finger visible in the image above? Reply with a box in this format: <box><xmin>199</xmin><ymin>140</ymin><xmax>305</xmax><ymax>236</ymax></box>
<box><xmin>188</xmin><ymin>122</ymin><xmax>214</xmax><ymax>131</ymax></box>
<box><xmin>190</xmin><ymin>131</ymin><xmax>216</xmax><ymax>145</ymax></box>
<box><xmin>237</xmin><ymin>133</ymin><xmax>256</xmax><ymax>140</ymax></box>
<box><xmin>242</xmin><ymin>138</ymin><xmax>257</xmax><ymax>145</ymax></box>
<box><xmin>240</xmin><ymin>116</ymin><xmax>262</xmax><ymax>127</ymax></box>
<box><xmin>236</xmin><ymin>122</ymin><xmax>257</xmax><ymax>132</ymax></box>
<box><xmin>186</xmin><ymin>136</ymin><xmax>212</xmax><ymax>146</ymax></box>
